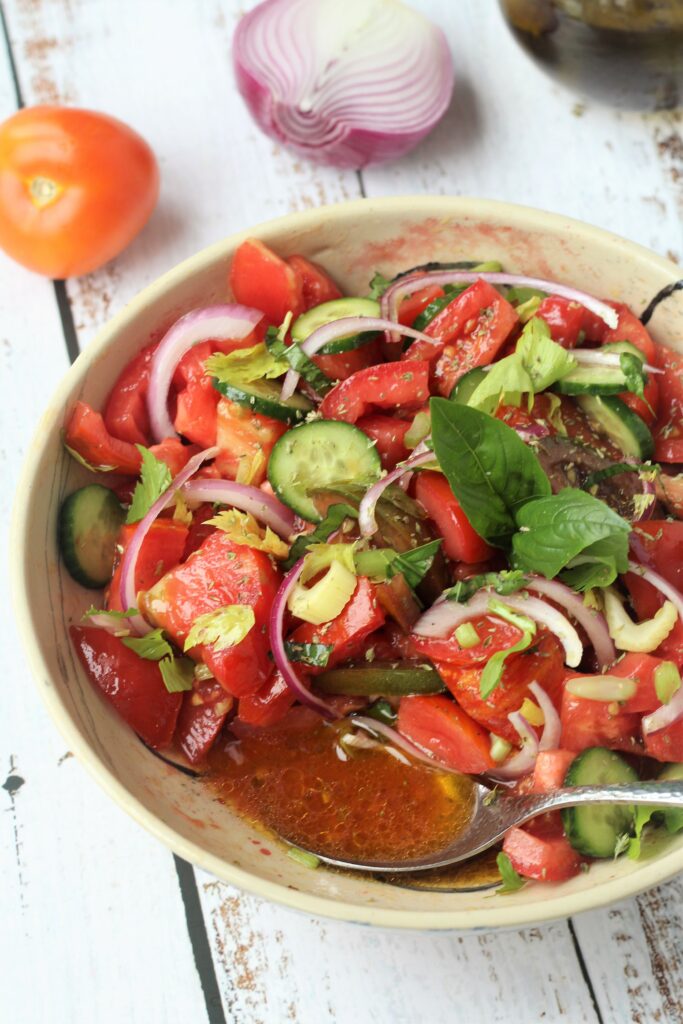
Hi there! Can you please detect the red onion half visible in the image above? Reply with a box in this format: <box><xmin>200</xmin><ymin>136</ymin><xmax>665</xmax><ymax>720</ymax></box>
<box><xmin>280</xmin><ymin>316</ymin><xmax>435</xmax><ymax>401</ymax></box>
<box><xmin>269</xmin><ymin>559</ymin><xmax>339</xmax><ymax>720</ymax></box>
<box><xmin>181</xmin><ymin>478</ymin><xmax>296</xmax><ymax>539</ymax></box>
<box><xmin>148</xmin><ymin>305</ymin><xmax>263</xmax><ymax>442</ymax></box>
<box><xmin>233</xmin><ymin>0</ymin><xmax>454</xmax><ymax>169</ymax></box>
<box><xmin>119</xmin><ymin>447</ymin><xmax>219</xmax><ymax>634</ymax></box>
<box><xmin>381</xmin><ymin>271</ymin><xmax>619</xmax><ymax>345</ymax></box>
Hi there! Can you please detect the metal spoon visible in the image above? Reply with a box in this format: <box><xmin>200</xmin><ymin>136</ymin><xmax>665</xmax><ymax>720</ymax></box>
<box><xmin>296</xmin><ymin>780</ymin><xmax>683</xmax><ymax>873</ymax></box>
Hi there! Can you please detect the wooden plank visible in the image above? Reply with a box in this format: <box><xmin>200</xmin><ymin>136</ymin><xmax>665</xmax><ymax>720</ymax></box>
<box><xmin>0</xmin><ymin>24</ymin><xmax>213</xmax><ymax>1024</ymax></box>
<box><xmin>196</xmin><ymin>873</ymin><xmax>599</xmax><ymax>1024</ymax></box>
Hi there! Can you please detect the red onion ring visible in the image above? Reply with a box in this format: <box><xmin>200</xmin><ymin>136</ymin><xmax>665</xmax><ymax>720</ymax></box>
<box><xmin>381</xmin><ymin>271</ymin><xmax>619</xmax><ymax>346</ymax></box>
<box><xmin>358</xmin><ymin>444</ymin><xmax>434</xmax><ymax>537</ymax></box>
<box><xmin>280</xmin><ymin>316</ymin><xmax>436</xmax><ymax>401</ymax></box>
<box><xmin>528</xmin><ymin>682</ymin><xmax>561</xmax><ymax>751</ymax></box>
<box><xmin>119</xmin><ymin>447</ymin><xmax>218</xmax><ymax>634</ymax></box>
<box><xmin>627</xmin><ymin>560</ymin><xmax>683</xmax><ymax>622</ymax></box>
<box><xmin>642</xmin><ymin>681</ymin><xmax>683</xmax><ymax>735</ymax></box>
<box><xmin>413</xmin><ymin>591</ymin><xmax>583</xmax><ymax>668</ymax></box>
<box><xmin>181</xmin><ymin>478</ymin><xmax>296</xmax><ymax>539</ymax></box>
<box><xmin>353</xmin><ymin>716</ymin><xmax>459</xmax><ymax>774</ymax></box>
<box><xmin>524</xmin><ymin>575</ymin><xmax>616</xmax><ymax>669</ymax></box>
<box><xmin>269</xmin><ymin>559</ymin><xmax>339</xmax><ymax>720</ymax></box>
<box><xmin>233</xmin><ymin>0</ymin><xmax>454</xmax><ymax>168</ymax></box>
<box><xmin>488</xmin><ymin>713</ymin><xmax>539</xmax><ymax>781</ymax></box>
<box><xmin>148</xmin><ymin>305</ymin><xmax>263</xmax><ymax>442</ymax></box>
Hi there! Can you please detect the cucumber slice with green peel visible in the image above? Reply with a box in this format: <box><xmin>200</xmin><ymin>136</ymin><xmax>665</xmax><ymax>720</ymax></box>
<box><xmin>58</xmin><ymin>484</ymin><xmax>125</xmax><ymax>589</ymax></box>
<box><xmin>555</xmin><ymin>364</ymin><xmax>630</xmax><ymax>396</ymax></box>
<box><xmin>601</xmin><ymin>341</ymin><xmax>646</xmax><ymax>362</ymax></box>
<box><xmin>268</xmin><ymin>420</ymin><xmax>382</xmax><ymax>522</ymax></box>
<box><xmin>316</xmin><ymin>663</ymin><xmax>445</xmax><ymax>696</ymax></box>
<box><xmin>562</xmin><ymin>747</ymin><xmax>638</xmax><ymax>858</ymax></box>
<box><xmin>576</xmin><ymin>394</ymin><xmax>655</xmax><ymax>460</ymax></box>
<box><xmin>291</xmin><ymin>298</ymin><xmax>380</xmax><ymax>354</ymax></box>
<box><xmin>212</xmin><ymin>377</ymin><xmax>313</xmax><ymax>423</ymax></box>
<box><xmin>449</xmin><ymin>366</ymin><xmax>487</xmax><ymax>403</ymax></box>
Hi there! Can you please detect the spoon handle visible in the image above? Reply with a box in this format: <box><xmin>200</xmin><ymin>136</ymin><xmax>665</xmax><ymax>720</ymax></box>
<box><xmin>506</xmin><ymin>779</ymin><xmax>683</xmax><ymax>826</ymax></box>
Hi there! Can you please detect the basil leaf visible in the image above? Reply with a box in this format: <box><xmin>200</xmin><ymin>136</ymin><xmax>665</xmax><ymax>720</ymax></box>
<box><xmin>284</xmin><ymin>641</ymin><xmax>333</xmax><ymax>668</ymax></box>
<box><xmin>126</xmin><ymin>446</ymin><xmax>172</xmax><ymax>525</ymax></box>
<box><xmin>620</xmin><ymin>351</ymin><xmax>646</xmax><ymax>397</ymax></box>
<box><xmin>265</xmin><ymin>325</ymin><xmax>288</xmax><ymax>359</ymax></box>
<box><xmin>480</xmin><ymin>628</ymin><xmax>535</xmax><ymax>698</ymax></box>
<box><xmin>512</xmin><ymin>488</ymin><xmax>630</xmax><ymax>582</ymax></box>
<box><xmin>560</xmin><ymin>532</ymin><xmax>629</xmax><ymax>591</ymax></box>
<box><xmin>390</xmin><ymin>539</ymin><xmax>442</xmax><ymax>590</ymax></box>
<box><xmin>282</xmin><ymin>343</ymin><xmax>334</xmax><ymax>395</ymax></box>
<box><xmin>447</xmin><ymin>570</ymin><xmax>529</xmax><ymax>604</ymax></box>
<box><xmin>284</xmin><ymin>503</ymin><xmax>358</xmax><ymax>569</ymax></box>
<box><xmin>367</xmin><ymin>271</ymin><xmax>391</xmax><ymax>300</ymax></box>
<box><xmin>496</xmin><ymin>852</ymin><xmax>526</xmax><ymax>894</ymax></box>
<box><xmin>430</xmin><ymin>399</ymin><xmax>551</xmax><ymax>548</ymax></box>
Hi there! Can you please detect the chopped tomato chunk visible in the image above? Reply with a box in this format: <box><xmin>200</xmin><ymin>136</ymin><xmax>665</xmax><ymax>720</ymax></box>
<box><xmin>600</xmin><ymin>302</ymin><xmax>657</xmax><ymax>363</ymax></box>
<box><xmin>288</xmin><ymin>254</ymin><xmax>342</xmax><ymax>308</ymax></box>
<box><xmin>71</xmin><ymin>625</ymin><xmax>181</xmax><ymax>749</ymax></box>
<box><xmin>410</xmin><ymin>614</ymin><xmax>522</xmax><ymax>667</ymax></box>
<box><xmin>107</xmin><ymin>518</ymin><xmax>189</xmax><ymax>612</ymax></box>
<box><xmin>644</xmin><ymin>719</ymin><xmax>683</xmax><ymax>763</ymax></box>
<box><xmin>397</xmin><ymin>694</ymin><xmax>495</xmax><ymax>774</ymax></box>
<box><xmin>65</xmin><ymin>401</ymin><xmax>141</xmax><ymax>475</ymax></box>
<box><xmin>652</xmin><ymin>343</ymin><xmax>683</xmax><ymax>463</ymax></box>
<box><xmin>289</xmin><ymin>577</ymin><xmax>386</xmax><ymax>673</ymax></box>
<box><xmin>175</xmin><ymin>679</ymin><xmax>233</xmax><ymax>764</ymax></box>
<box><xmin>142</xmin><ymin>532</ymin><xmax>280</xmax><ymax>697</ymax></box>
<box><xmin>503</xmin><ymin>827</ymin><xmax>583</xmax><ymax>882</ymax></box>
<box><xmin>398</xmin><ymin>285</ymin><xmax>444</xmax><ymax>326</ymax></box>
<box><xmin>531</xmin><ymin>750</ymin><xmax>576</xmax><ymax>793</ymax></box>
<box><xmin>319</xmin><ymin>361</ymin><xmax>430</xmax><ymax>424</ymax></box>
<box><xmin>229</xmin><ymin>238</ymin><xmax>304</xmax><ymax>325</ymax></box>
<box><xmin>103</xmin><ymin>342</ymin><xmax>157</xmax><ymax>445</ymax></box>
<box><xmin>560</xmin><ymin>678</ymin><xmax>642</xmax><ymax>754</ymax></box>
<box><xmin>357</xmin><ymin>414</ymin><xmax>411</xmax><ymax>470</ymax></box>
<box><xmin>237</xmin><ymin>671</ymin><xmax>296</xmax><ymax>728</ymax></box>
<box><xmin>214</xmin><ymin>396</ymin><xmax>287</xmax><ymax>485</ymax></box>
<box><xmin>415</xmin><ymin>471</ymin><xmax>495</xmax><ymax>563</ymax></box>
<box><xmin>536</xmin><ymin>296</ymin><xmax>587</xmax><ymax>349</ymax></box>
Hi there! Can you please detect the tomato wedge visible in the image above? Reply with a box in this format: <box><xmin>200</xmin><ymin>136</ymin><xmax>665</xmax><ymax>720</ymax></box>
<box><xmin>175</xmin><ymin>679</ymin><xmax>234</xmax><ymax>764</ymax></box>
<box><xmin>289</xmin><ymin>578</ymin><xmax>385</xmax><ymax>674</ymax></box>
<box><xmin>288</xmin><ymin>254</ymin><xmax>342</xmax><ymax>307</ymax></box>
<box><xmin>398</xmin><ymin>285</ymin><xmax>444</xmax><ymax>326</ymax></box>
<box><xmin>600</xmin><ymin>302</ymin><xmax>657</xmax><ymax>363</ymax></box>
<box><xmin>503</xmin><ymin>827</ymin><xmax>583</xmax><ymax>882</ymax></box>
<box><xmin>214</xmin><ymin>396</ymin><xmax>287</xmax><ymax>485</ymax></box>
<box><xmin>397</xmin><ymin>694</ymin><xmax>495</xmax><ymax>774</ymax></box>
<box><xmin>229</xmin><ymin>238</ymin><xmax>304</xmax><ymax>325</ymax></box>
<box><xmin>319</xmin><ymin>361</ymin><xmax>430</xmax><ymax>424</ymax></box>
<box><xmin>237</xmin><ymin>670</ymin><xmax>296</xmax><ymax>728</ymax></box>
<box><xmin>357</xmin><ymin>414</ymin><xmax>410</xmax><ymax>470</ymax></box>
<box><xmin>65</xmin><ymin>401</ymin><xmax>142</xmax><ymax>474</ymax></box>
<box><xmin>415</xmin><ymin>472</ymin><xmax>495</xmax><ymax>563</ymax></box>
<box><xmin>142</xmin><ymin>532</ymin><xmax>280</xmax><ymax>697</ymax></box>
<box><xmin>410</xmin><ymin>614</ymin><xmax>522</xmax><ymax>667</ymax></box>
<box><xmin>71</xmin><ymin>625</ymin><xmax>181</xmax><ymax>749</ymax></box>
<box><xmin>107</xmin><ymin>518</ymin><xmax>189</xmax><ymax>612</ymax></box>
<box><xmin>103</xmin><ymin>342</ymin><xmax>157</xmax><ymax>445</ymax></box>
<box><xmin>403</xmin><ymin>280</ymin><xmax>518</xmax><ymax>396</ymax></box>
<box><xmin>536</xmin><ymin>295</ymin><xmax>587</xmax><ymax>349</ymax></box>
<box><xmin>560</xmin><ymin>680</ymin><xmax>642</xmax><ymax>754</ymax></box>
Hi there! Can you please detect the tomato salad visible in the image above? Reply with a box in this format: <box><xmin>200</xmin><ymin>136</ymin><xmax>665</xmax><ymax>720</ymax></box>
<box><xmin>60</xmin><ymin>239</ymin><xmax>683</xmax><ymax>887</ymax></box>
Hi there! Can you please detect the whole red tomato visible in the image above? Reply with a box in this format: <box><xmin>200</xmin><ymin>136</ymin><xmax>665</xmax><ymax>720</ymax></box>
<box><xmin>0</xmin><ymin>105</ymin><xmax>159</xmax><ymax>278</ymax></box>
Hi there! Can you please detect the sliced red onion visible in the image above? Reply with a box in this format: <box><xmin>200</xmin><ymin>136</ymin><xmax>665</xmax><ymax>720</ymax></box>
<box><xmin>359</xmin><ymin>444</ymin><xmax>435</xmax><ymax>537</ymax></box>
<box><xmin>488</xmin><ymin>713</ymin><xmax>539</xmax><ymax>781</ymax></box>
<box><xmin>280</xmin><ymin>316</ymin><xmax>435</xmax><ymax>401</ymax></box>
<box><xmin>642</xmin><ymin>683</ymin><xmax>683</xmax><ymax>735</ymax></box>
<box><xmin>572</xmin><ymin>349</ymin><xmax>662</xmax><ymax>376</ymax></box>
<box><xmin>269</xmin><ymin>559</ymin><xmax>338</xmax><ymax>720</ymax></box>
<box><xmin>381</xmin><ymin>271</ymin><xmax>619</xmax><ymax>346</ymax></box>
<box><xmin>513</xmin><ymin>422</ymin><xmax>551</xmax><ymax>444</ymax></box>
<box><xmin>233</xmin><ymin>0</ymin><xmax>454</xmax><ymax>169</ymax></box>
<box><xmin>181</xmin><ymin>478</ymin><xmax>296</xmax><ymax>539</ymax></box>
<box><xmin>119</xmin><ymin>447</ymin><xmax>218</xmax><ymax>635</ymax></box>
<box><xmin>627</xmin><ymin>560</ymin><xmax>683</xmax><ymax>622</ymax></box>
<box><xmin>353</xmin><ymin>716</ymin><xmax>459</xmax><ymax>774</ymax></box>
<box><xmin>414</xmin><ymin>591</ymin><xmax>583</xmax><ymax>668</ymax></box>
<box><xmin>524</xmin><ymin>575</ymin><xmax>616</xmax><ymax>669</ymax></box>
<box><xmin>148</xmin><ymin>305</ymin><xmax>263</xmax><ymax>442</ymax></box>
<box><xmin>528</xmin><ymin>682</ymin><xmax>561</xmax><ymax>751</ymax></box>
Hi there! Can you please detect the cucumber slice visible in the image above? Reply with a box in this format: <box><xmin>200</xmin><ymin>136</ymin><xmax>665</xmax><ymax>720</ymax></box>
<box><xmin>449</xmin><ymin>366</ymin><xmax>487</xmax><ymax>403</ymax></box>
<box><xmin>291</xmin><ymin>298</ymin><xmax>380</xmax><ymax>354</ymax></box>
<box><xmin>268</xmin><ymin>420</ymin><xmax>382</xmax><ymax>522</ymax></box>
<box><xmin>562</xmin><ymin>747</ymin><xmax>638</xmax><ymax>858</ymax></box>
<box><xmin>602</xmin><ymin>341</ymin><xmax>646</xmax><ymax>362</ymax></box>
<box><xmin>317</xmin><ymin>663</ymin><xmax>445</xmax><ymax>696</ymax></box>
<box><xmin>212</xmin><ymin>377</ymin><xmax>313</xmax><ymax>423</ymax></box>
<box><xmin>555</xmin><ymin>364</ymin><xmax>629</xmax><ymax>396</ymax></box>
<box><xmin>58</xmin><ymin>484</ymin><xmax>124</xmax><ymax>589</ymax></box>
<box><xmin>576</xmin><ymin>394</ymin><xmax>655</xmax><ymax>460</ymax></box>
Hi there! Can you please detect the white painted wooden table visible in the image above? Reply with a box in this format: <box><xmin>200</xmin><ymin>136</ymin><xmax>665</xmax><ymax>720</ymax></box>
<box><xmin>2</xmin><ymin>2</ymin><xmax>683</xmax><ymax>1021</ymax></box>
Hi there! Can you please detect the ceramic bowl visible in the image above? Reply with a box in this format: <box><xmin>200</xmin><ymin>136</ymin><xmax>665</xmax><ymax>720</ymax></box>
<box><xmin>11</xmin><ymin>196</ymin><xmax>683</xmax><ymax>930</ymax></box>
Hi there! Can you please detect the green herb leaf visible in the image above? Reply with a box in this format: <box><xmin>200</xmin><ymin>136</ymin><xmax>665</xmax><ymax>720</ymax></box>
<box><xmin>205</xmin><ymin>342</ymin><xmax>289</xmax><ymax>387</ymax></box>
<box><xmin>496</xmin><ymin>852</ymin><xmax>526</xmax><ymax>894</ymax></box>
<box><xmin>84</xmin><ymin>606</ymin><xmax>138</xmax><ymax>620</ymax></box>
<box><xmin>122</xmin><ymin>627</ymin><xmax>174</xmax><ymax>661</ymax></box>
<box><xmin>64</xmin><ymin>443</ymin><xmax>116</xmax><ymax>473</ymax></box>
<box><xmin>430</xmin><ymin>399</ymin><xmax>551</xmax><ymax>548</ymax></box>
<box><xmin>480</xmin><ymin>628</ymin><xmax>535</xmax><ymax>698</ymax></box>
<box><xmin>512</xmin><ymin>488</ymin><xmax>630</xmax><ymax>584</ymax></box>
<box><xmin>363</xmin><ymin>698</ymin><xmax>398</xmax><ymax>725</ymax></box>
<box><xmin>284</xmin><ymin>641</ymin><xmax>333</xmax><ymax>668</ymax></box>
<box><xmin>159</xmin><ymin>656</ymin><xmax>195</xmax><ymax>693</ymax></box>
<box><xmin>446</xmin><ymin>570</ymin><xmax>529</xmax><ymax>603</ymax></box>
<box><xmin>184</xmin><ymin>605</ymin><xmax>255</xmax><ymax>653</ymax></box>
<box><xmin>126</xmin><ymin>446</ymin><xmax>172</xmax><ymax>525</ymax></box>
<box><xmin>582</xmin><ymin>462</ymin><xmax>642</xmax><ymax>489</ymax></box>
<box><xmin>282</xmin><ymin>343</ymin><xmax>334</xmax><ymax>395</ymax></box>
<box><xmin>264</xmin><ymin>325</ymin><xmax>288</xmax><ymax>359</ymax></box>
<box><xmin>620</xmin><ymin>351</ymin><xmax>647</xmax><ymax>397</ymax></box>
<box><xmin>286</xmin><ymin>846</ymin><xmax>320</xmax><ymax>869</ymax></box>
<box><xmin>560</xmin><ymin>531</ymin><xmax>630</xmax><ymax>591</ymax></box>
<box><xmin>389</xmin><ymin>539</ymin><xmax>442</xmax><ymax>590</ymax></box>
<box><xmin>367</xmin><ymin>271</ymin><xmax>391</xmax><ymax>300</ymax></box>
<box><xmin>284</xmin><ymin>503</ymin><xmax>358</xmax><ymax>570</ymax></box>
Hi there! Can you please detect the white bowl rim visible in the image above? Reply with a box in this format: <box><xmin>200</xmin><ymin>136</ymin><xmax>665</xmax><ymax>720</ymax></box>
<box><xmin>11</xmin><ymin>194</ymin><xmax>683</xmax><ymax>930</ymax></box>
